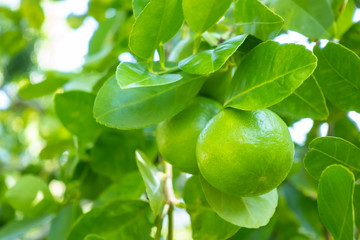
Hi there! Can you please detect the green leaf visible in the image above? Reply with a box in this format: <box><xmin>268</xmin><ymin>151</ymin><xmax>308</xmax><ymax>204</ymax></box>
<box><xmin>182</xmin><ymin>0</ymin><xmax>233</xmax><ymax>33</ymax></box>
<box><xmin>62</xmin><ymin>73</ymin><xmax>104</xmax><ymax>93</ymax></box>
<box><xmin>304</xmin><ymin>137</ymin><xmax>360</xmax><ymax>180</ymax></box>
<box><xmin>266</xmin><ymin>0</ymin><xmax>355</xmax><ymax>39</ymax></box>
<box><xmin>76</xmin><ymin>163</ymin><xmax>112</xmax><ymax>200</ymax></box>
<box><xmin>91</xmin><ymin>130</ymin><xmax>149</xmax><ymax>178</ymax></box>
<box><xmin>39</xmin><ymin>139</ymin><xmax>74</xmax><ymax>160</ymax></box>
<box><xmin>85</xmin><ymin>234</ymin><xmax>105</xmax><ymax>240</ymax></box>
<box><xmin>96</xmin><ymin>171</ymin><xmax>145</xmax><ymax>206</ymax></box>
<box><xmin>18</xmin><ymin>71</ymin><xmax>76</xmax><ymax>99</ymax></box>
<box><xmin>331</xmin><ymin>0</ymin><xmax>356</xmax><ymax>38</ymax></box>
<box><xmin>318</xmin><ymin>165</ymin><xmax>355</xmax><ymax>240</ymax></box>
<box><xmin>0</xmin><ymin>214</ymin><xmax>53</xmax><ymax>240</ymax></box>
<box><xmin>356</xmin><ymin>0</ymin><xmax>360</xmax><ymax>7</ymax></box>
<box><xmin>54</xmin><ymin>91</ymin><xmax>101</xmax><ymax>141</ymax></box>
<box><xmin>227</xmin><ymin>216</ymin><xmax>277</xmax><ymax>240</ymax></box>
<box><xmin>265</xmin><ymin>0</ymin><xmax>334</xmax><ymax>39</ymax></box>
<box><xmin>199</xmin><ymin>68</ymin><xmax>233</xmax><ymax>104</ymax></box>
<box><xmin>48</xmin><ymin>204</ymin><xmax>82</xmax><ymax>240</ymax></box>
<box><xmin>271</xmin><ymin>75</ymin><xmax>329</xmax><ymax>120</ymax></box>
<box><xmin>129</xmin><ymin>0</ymin><xmax>183</xmax><ymax>59</ymax></box>
<box><xmin>6</xmin><ymin>175</ymin><xmax>56</xmax><ymax>218</ymax></box>
<box><xmin>340</xmin><ymin>22</ymin><xmax>360</xmax><ymax>57</ymax></box>
<box><xmin>200</xmin><ymin>176</ymin><xmax>278</xmax><ymax>228</ymax></box>
<box><xmin>234</xmin><ymin>0</ymin><xmax>284</xmax><ymax>40</ymax></box>
<box><xmin>94</xmin><ymin>75</ymin><xmax>205</xmax><ymax>129</ymax></box>
<box><xmin>225</xmin><ymin>41</ymin><xmax>317</xmax><ymax>110</ymax></box>
<box><xmin>179</xmin><ymin>35</ymin><xmax>247</xmax><ymax>75</ymax></box>
<box><xmin>67</xmin><ymin>200</ymin><xmax>153</xmax><ymax>240</ymax></box>
<box><xmin>88</xmin><ymin>11</ymin><xmax>125</xmax><ymax>56</ymax></box>
<box><xmin>135</xmin><ymin>151</ymin><xmax>165</xmax><ymax>216</ymax></box>
<box><xmin>116</xmin><ymin>62</ymin><xmax>182</xmax><ymax>89</ymax></box>
<box><xmin>19</xmin><ymin>79</ymin><xmax>67</xmax><ymax>99</ymax></box>
<box><xmin>354</xmin><ymin>184</ymin><xmax>360</xmax><ymax>229</ymax></box>
<box><xmin>314</xmin><ymin>42</ymin><xmax>360</xmax><ymax>112</ymax></box>
<box><xmin>20</xmin><ymin>0</ymin><xmax>44</xmax><ymax>29</ymax></box>
<box><xmin>133</xmin><ymin>0</ymin><xmax>150</xmax><ymax>18</ymax></box>
<box><xmin>333</xmin><ymin>114</ymin><xmax>360</xmax><ymax>148</ymax></box>
<box><xmin>282</xmin><ymin>184</ymin><xmax>324</xmax><ymax>240</ymax></box>
<box><xmin>183</xmin><ymin>176</ymin><xmax>239</xmax><ymax>240</ymax></box>
<box><xmin>329</xmin><ymin>0</ymin><xmax>347</xmax><ymax>20</ymax></box>
<box><xmin>0</xmin><ymin>174</ymin><xmax>7</xmax><ymax>202</ymax></box>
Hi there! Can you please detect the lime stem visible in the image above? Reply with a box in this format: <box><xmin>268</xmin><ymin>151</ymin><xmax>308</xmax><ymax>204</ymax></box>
<box><xmin>157</xmin><ymin>66</ymin><xmax>180</xmax><ymax>75</ymax></box>
<box><xmin>147</xmin><ymin>58</ymin><xmax>154</xmax><ymax>73</ymax></box>
<box><xmin>193</xmin><ymin>33</ymin><xmax>202</xmax><ymax>54</ymax></box>
<box><xmin>154</xmin><ymin>215</ymin><xmax>163</xmax><ymax>240</ymax></box>
<box><xmin>168</xmin><ymin>204</ymin><xmax>174</xmax><ymax>240</ymax></box>
<box><xmin>158</xmin><ymin>43</ymin><xmax>166</xmax><ymax>70</ymax></box>
<box><xmin>164</xmin><ymin>162</ymin><xmax>176</xmax><ymax>240</ymax></box>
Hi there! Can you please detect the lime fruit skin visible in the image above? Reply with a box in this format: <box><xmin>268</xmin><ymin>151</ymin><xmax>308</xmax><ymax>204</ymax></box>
<box><xmin>156</xmin><ymin>97</ymin><xmax>222</xmax><ymax>174</ymax></box>
<box><xmin>197</xmin><ymin>108</ymin><xmax>294</xmax><ymax>196</ymax></box>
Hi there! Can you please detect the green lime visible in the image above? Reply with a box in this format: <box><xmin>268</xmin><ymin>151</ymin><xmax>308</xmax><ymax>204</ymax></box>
<box><xmin>197</xmin><ymin>108</ymin><xmax>294</xmax><ymax>196</ymax></box>
<box><xmin>156</xmin><ymin>97</ymin><xmax>222</xmax><ymax>174</ymax></box>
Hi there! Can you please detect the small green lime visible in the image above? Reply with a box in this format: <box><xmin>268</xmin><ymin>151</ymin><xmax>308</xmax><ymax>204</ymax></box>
<box><xmin>197</xmin><ymin>108</ymin><xmax>294</xmax><ymax>196</ymax></box>
<box><xmin>156</xmin><ymin>97</ymin><xmax>222</xmax><ymax>174</ymax></box>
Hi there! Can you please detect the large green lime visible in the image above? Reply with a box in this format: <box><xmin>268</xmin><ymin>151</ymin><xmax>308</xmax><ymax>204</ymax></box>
<box><xmin>156</xmin><ymin>97</ymin><xmax>222</xmax><ymax>174</ymax></box>
<box><xmin>197</xmin><ymin>108</ymin><xmax>294</xmax><ymax>196</ymax></box>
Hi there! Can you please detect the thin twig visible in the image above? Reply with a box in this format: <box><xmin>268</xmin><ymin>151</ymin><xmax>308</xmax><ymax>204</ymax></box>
<box><xmin>154</xmin><ymin>215</ymin><xmax>163</xmax><ymax>240</ymax></box>
<box><xmin>163</xmin><ymin>162</ymin><xmax>177</xmax><ymax>240</ymax></box>
<box><xmin>168</xmin><ymin>204</ymin><xmax>174</xmax><ymax>240</ymax></box>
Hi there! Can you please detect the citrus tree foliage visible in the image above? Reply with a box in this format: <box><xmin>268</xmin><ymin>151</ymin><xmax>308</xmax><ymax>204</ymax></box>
<box><xmin>0</xmin><ymin>0</ymin><xmax>360</xmax><ymax>239</ymax></box>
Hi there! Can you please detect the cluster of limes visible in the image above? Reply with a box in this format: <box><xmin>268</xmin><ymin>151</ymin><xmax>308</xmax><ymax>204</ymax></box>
<box><xmin>156</xmin><ymin>96</ymin><xmax>294</xmax><ymax>197</ymax></box>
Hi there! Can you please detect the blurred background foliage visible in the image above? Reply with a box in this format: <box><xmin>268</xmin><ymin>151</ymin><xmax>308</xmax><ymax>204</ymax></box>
<box><xmin>0</xmin><ymin>0</ymin><xmax>360</xmax><ymax>239</ymax></box>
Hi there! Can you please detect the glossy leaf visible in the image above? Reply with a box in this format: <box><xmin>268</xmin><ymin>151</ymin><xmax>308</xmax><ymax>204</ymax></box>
<box><xmin>271</xmin><ymin>75</ymin><xmax>329</xmax><ymax>120</ymax></box>
<box><xmin>228</xmin><ymin>216</ymin><xmax>277</xmax><ymax>240</ymax></box>
<box><xmin>314</xmin><ymin>42</ymin><xmax>360</xmax><ymax>112</ymax></box>
<box><xmin>234</xmin><ymin>0</ymin><xmax>284</xmax><ymax>40</ymax></box>
<box><xmin>179</xmin><ymin>35</ymin><xmax>247</xmax><ymax>75</ymax></box>
<box><xmin>62</xmin><ymin>73</ymin><xmax>104</xmax><ymax>93</ymax></box>
<box><xmin>135</xmin><ymin>151</ymin><xmax>165</xmax><ymax>216</ymax></box>
<box><xmin>129</xmin><ymin>0</ymin><xmax>183</xmax><ymax>59</ymax></box>
<box><xmin>332</xmin><ymin>0</ymin><xmax>356</xmax><ymax>38</ymax></box>
<box><xmin>133</xmin><ymin>0</ymin><xmax>150</xmax><ymax>18</ymax></box>
<box><xmin>340</xmin><ymin>22</ymin><xmax>360</xmax><ymax>56</ymax></box>
<box><xmin>282</xmin><ymin>184</ymin><xmax>324</xmax><ymax>239</ymax></box>
<box><xmin>183</xmin><ymin>176</ymin><xmax>239</xmax><ymax>240</ymax></box>
<box><xmin>91</xmin><ymin>130</ymin><xmax>148</xmax><ymax>178</ymax></box>
<box><xmin>200</xmin><ymin>176</ymin><xmax>278</xmax><ymax>228</ymax></box>
<box><xmin>354</xmin><ymin>184</ymin><xmax>360</xmax><ymax>228</ymax></box>
<box><xmin>96</xmin><ymin>171</ymin><xmax>145</xmax><ymax>206</ymax></box>
<box><xmin>6</xmin><ymin>175</ymin><xmax>56</xmax><ymax>218</ymax></box>
<box><xmin>19</xmin><ymin>79</ymin><xmax>67</xmax><ymax>99</ymax></box>
<box><xmin>225</xmin><ymin>41</ymin><xmax>317</xmax><ymax>110</ymax></box>
<box><xmin>76</xmin><ymin>163</ymin><xmax>112</xmax><ymax>200</ymax></box>
<box><xmin>54</xmin><ymin>91</ymin><xmax>101</xmax><ymax>141</ymax></box>
<box><xmin>266</xmin><ymin>0</ymin><xmax>334</xmax><ymax>39</ymax></box>
<box><xmin>67</xmin><ymin>200</ymin><xmax>153</xmax><ymax>240</ymax></box>
<box><xmin>304</xmin><ymin>137</ymin><xmax>360</xmax><ymax>180</ymax></box>
<box><xmin>18</xmin><ymin>71</ymin><xmax>76</xmax><ymax>99</ymax></box>
<box><xmin>318</xmin><ymin>165</ymin><xmax>355</xmax><ymax>240</ymax></box>
<box><xmin>88</xmin><ymin>12</ymin><xmax>125</xmax><ymax>57</ymax></box>
<box><xmin>183</xmin><ymin>0</ymin><xmax>233</xmax><ymax>33</ymax></box>
<box><xmin>199</xmin><ymin>68</ymin><xmax>233</xmax><ymax>104</ymax></box>
<box><xmin>94</xmin><ymin>75</ymin><xmax>205</xmax><ymax>129</ymax></box>
<box><xmin>48</xmin><ymin>204</ymin><xmax>82</xmax><ymax>240</ymax></box>
<box><xmin>85</xmin><ymin>234</ymin><xmax>105</xmax><ymax>240</ymax></box>
<box><xmin>333</xmin><ymin>114</ymin><xmax>360</xmax><ymax>148</ymax></box>
<box><xmin>0</xmin><ymin>215</ymin><xmax>53</xmax><ymax>240</ymax></box>
<box><xmin>116</xmin><ymin>62</ymin><xmax>182</xmax><ymax>89</ymax></box>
